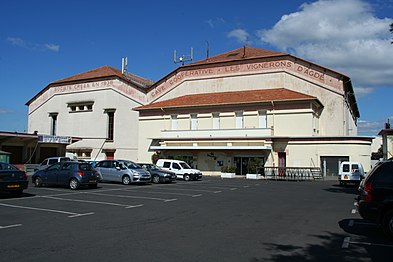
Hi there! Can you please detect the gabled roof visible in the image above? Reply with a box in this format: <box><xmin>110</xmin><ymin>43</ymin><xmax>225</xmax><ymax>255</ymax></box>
<box><xmin>134</xmin><ymin>88</ymin><xmax>321</xmax><ymax>111</ymax></box>
<box><xmin>188</xmin><ymin>46</ymin><xmax>286</xmax><ymax>66</ymax></box>
<box><xmin>26</xmin><ymin>66</ymin><xmax>154</xmax><ymax>106</ymax></box>
<box><xmin>52</xmin><ymin>66</ymin><xmax>154</xmax><ymax>88</ymax></box>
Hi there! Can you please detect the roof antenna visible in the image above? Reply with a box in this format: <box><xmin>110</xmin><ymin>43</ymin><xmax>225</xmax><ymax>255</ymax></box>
<box><xmin>121</xmin><ymin>57</ymin><xmax>128</xmax><ymax>74</ymax></box>
<box><xmin>174</xmin><ymin>47</ymin><xmax>193</xmax><ymax>66</ymax></box>
<box><xmin>242</xmin><ymin>45</ymin><xmax>246</xmax><ymax>58</ymax></box>
<box><xmin>206</xmin><ymin>41</ymin><xmax>210</xmax><ymax>59</ymax></box>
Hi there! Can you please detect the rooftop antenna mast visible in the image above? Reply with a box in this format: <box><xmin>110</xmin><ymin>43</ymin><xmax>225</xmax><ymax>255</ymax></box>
<box><xmin>121</xmin><ymin>57</ymin><xmax>128</xmax><ymax>74</ymax></box>
<box><xmin>174</xmin><ymin>47</ymin><xmax>193</xmax><ymax>66</ymax></box>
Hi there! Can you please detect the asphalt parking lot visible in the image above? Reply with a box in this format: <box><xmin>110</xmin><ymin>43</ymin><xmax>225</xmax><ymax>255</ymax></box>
<box><xmin>1</xmin><ymin>177</ymin><xmax>393</xmax><ymax>262</ymax></box>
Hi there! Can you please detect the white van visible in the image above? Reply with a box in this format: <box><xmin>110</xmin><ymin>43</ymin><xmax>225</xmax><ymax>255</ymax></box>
<box><xmin>156</xmin><ymin>159</ymin><xmax>202</xmax><ymax>181</ymax></box>
<box><xmin>338</xmin><ymin>161</ymin><xmax>365</xmax><ymax>186</ymax></box>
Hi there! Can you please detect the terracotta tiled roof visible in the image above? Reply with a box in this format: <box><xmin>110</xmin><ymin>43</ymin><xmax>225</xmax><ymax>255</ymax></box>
<box><xmin>135</xmin><ymin>88</ymin><xmax>319</xmax><ymax>111</ymax></box>
<box><xmin>188</xmin><ymin>46</ymin><xmax>286</xmax><ymax>66</ymax></box>
<box><xmin>51</xmin><ymin>66</ymin><xmax>154</xmax><ymax>88</ymax></box>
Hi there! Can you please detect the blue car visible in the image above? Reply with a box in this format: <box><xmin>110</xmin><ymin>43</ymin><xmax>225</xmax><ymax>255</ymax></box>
<box><xmin>32</xmin><ymin>161</ymin><xmax>100</xmax><ymax>190</ymax></box>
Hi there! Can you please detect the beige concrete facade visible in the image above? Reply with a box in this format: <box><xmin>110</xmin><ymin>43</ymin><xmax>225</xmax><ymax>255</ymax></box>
<box><xmin>27</xmin><ymin>47</ymin><xmax>372</xmax><ymax>177</ymax></box>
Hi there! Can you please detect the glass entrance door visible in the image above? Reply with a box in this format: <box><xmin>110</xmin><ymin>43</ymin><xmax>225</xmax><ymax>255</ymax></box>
<box><xmin>234</xmin><ymin>157</ymin><xmax>265</xmax><ymax>176</ymax></box>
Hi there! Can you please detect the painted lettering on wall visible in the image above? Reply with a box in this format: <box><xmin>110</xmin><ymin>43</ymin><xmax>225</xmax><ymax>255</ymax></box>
<box><xmin>149</xmin><ymin>59</ymin><xmax>327</xmax><ymax>101</ymax></box>
<box><xmin>296</xmin><ymin>65</ymin><xmax>324</xmax><ymax>81</ymax></box>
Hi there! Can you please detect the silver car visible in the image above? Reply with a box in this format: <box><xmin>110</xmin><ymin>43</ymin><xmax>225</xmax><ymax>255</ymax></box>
<box><xmin>95</xmin><ymin>160</ymin><xmax>151</xmax><ymax>185</ymax></box>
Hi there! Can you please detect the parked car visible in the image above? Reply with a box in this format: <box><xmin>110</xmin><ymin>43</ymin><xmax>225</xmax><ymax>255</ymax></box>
<box><xmin>32</xmin><ymin>161</ymin><xmax>100</xmax><ymax>190</ymax></box>
<box><xmin>156</xmin><ymin>159</ymin><xmax>202</xmax><ymax>181</ymax></box>
<box><xmin>0</xmin><ymin>162</ymin><xmax>28</xmax><ymax>197</ymax></box>
<box><xmin>138</xmin><ymin>163</ymin><xmax>177</xmax><ymax>184</ymax></box>
<box><xmin>35</xmin><ymin>156</ymin><xmax>71</xmax><ymax>171</ymax></box>
<box><xmin>95</xmin><ymin>160</ymin><xmax>151</xmax><ymax>185</ymax></box>
<box><xmin>338</xmin><ymin>161</ymin><xmax>365</xmax><ymax>186</ymax></box>
<box><xmin>357</xmin><ymin>159</ymin><xmax>393</xmax><ymax>238</ymax></box>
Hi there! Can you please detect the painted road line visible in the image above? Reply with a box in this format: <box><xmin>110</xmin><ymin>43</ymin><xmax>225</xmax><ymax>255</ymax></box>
<box><xmin>125</xmin><ymin>190</ymin><xmax>202</xmax><ymax>197</ymax></box>
<box><xmin>125</xmin><ymin>204</ymin><xmax>144</xmax><ymax>209</ymax></box>
<box><xmin>342</xmin><ymin>236</ymin><xmax>393</xmax><ymax>249</ymax></box>
<box><xmin>0</xmin><ymin>202</ymin><xmax>93</xmax><ymax>217</ymax></box>
<box><xmin>342</xmin><ymin>237</ymin><xmax>351</xmax><ymax>248</ymax></box>
<box><xmin>0</xmin><ymin>224</ymin><xmax>22</xmax><ymax>230</ymax></box>
<box><xmin>84</xmin><ymin>192</ymin><xmax>177</xmax><ymax>202</ymax></box>
<box><xmin>351</xmin><ymin>209</ymin><xmax>357</xmax><ymax>214</ymax></box>
<box><xmin>68</xmin><ymin>212</ymin><xmax>95</xmax><ymax>218</ymax></box>
<box><xmin>41</xmin><ymin>195</ymin><xmax>140</xmax><ymax>208</ymax></box>
<box><xmin>148</xmin><ymin>187</ymin><xmax>221</xmax><ymax>193</ymax></box>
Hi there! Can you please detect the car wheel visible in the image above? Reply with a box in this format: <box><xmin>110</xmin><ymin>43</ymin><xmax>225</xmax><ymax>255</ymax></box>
<box><xmin>382</xmin><ymin>209</ymin><xmax>393</xmax><ymax>238</ymax></box>
<box><xmin>122</xmin><ymin>175</ymin><xmax>131</xmax><ymax>185</ymax></box>
<box><xmin>34</xmin><ymin>177</ymin><xmax>43</xmax><ymax>187</ymax></box>
<box><xmin>152</xmin><ymin>175</ymin><xmax>160</xmax><ymax>184</ymax></box>
<box><xmin>69</xmin><ymin>178</ymin><xmax>80</xmax><ymax>190</ymax></box>
<box><xmin>184</xmin><ymin>174</ymin><xmax>190</xmax><ymax>181</ymax></box>
<box><xmin>11</xmin><ymin>190</ymin><xmax>23</xmax><ymax>197</ymax></box>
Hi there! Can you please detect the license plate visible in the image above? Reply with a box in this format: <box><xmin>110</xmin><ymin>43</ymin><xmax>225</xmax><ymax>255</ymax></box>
<box><xmin>89</xmin><ymin>180</ymin><xmax>97</xmax><ymax>183</ymax></box>
<box><xmin>7</xmin><ymin>184</ymin><xmax>20</xmax><ymax>188</ymax></box>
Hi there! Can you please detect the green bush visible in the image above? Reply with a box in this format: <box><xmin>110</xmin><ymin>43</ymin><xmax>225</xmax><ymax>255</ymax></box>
<box><xmin>221</xmin><ymin>165</ymin><xmax>236</xmax><ymax>173</ymax></box>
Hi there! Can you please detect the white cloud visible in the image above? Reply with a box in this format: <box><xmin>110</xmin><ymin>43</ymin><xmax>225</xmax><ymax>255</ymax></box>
<box><xmin>44</xmin><ymin>43</ymin><xmax>60</xmax><ymax>52</ymax></box>
<box><xmin>205</xmin><ymin>17</ymin><xmax>225</xmax><ymax>29</ymax></box>
<box><xmin>228</xmin><ymin>29</ymin><xmax>250</xmax><ymax>44</ymax></box>
<box><xmin>7</xmin><ymin>37</ymin><xmax>60</xmax><ymax>52</ymax></box>
<box><xmin>0</xmin><ymin>108</ymin><xmax>13</xmax><ymax>114</ymax></box>
<box><xmin>358</xmin><ymin>117</ymin><xmax>393</xmax><ymax>135</ymax></box>
<box><xmin>257</xmin><ymin>0</ymin><xmax>393</xmax><ymax>91</ymax></box>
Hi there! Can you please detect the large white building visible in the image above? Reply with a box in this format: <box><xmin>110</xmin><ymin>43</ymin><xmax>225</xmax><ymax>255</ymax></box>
<box><xmin>26</xmin><ymin>46</ymin><xmax>373</xmax><ymax>177</ymax></box>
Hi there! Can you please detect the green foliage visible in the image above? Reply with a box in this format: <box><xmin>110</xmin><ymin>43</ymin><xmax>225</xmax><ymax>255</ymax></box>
<box><xmin>221</xmin><ymin>165</ymin><xmax>236</xmax><ymax>173</ymax></box>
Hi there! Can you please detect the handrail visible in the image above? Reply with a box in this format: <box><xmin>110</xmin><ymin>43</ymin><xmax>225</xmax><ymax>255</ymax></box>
<box><xmin>259</xmin><ymin>166</ymin><xmax>323</xmax><ymax>181</ymax></box>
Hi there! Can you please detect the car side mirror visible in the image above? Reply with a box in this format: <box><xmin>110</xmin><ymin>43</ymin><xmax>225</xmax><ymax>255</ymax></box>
<box><xmin>115</xmin><ymin>166</ymin><xmax>121</xmax><ymax>170</ymax></box>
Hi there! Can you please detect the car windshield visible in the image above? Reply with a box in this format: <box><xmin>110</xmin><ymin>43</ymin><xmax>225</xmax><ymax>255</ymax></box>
<box><xmin>180</xmin><ymin>162</ymin><xmax>192</xmax><ymax>169</ymax></box>
<box><xmin>0</xmin><ymin>163</ymin><xmax>18</xmax><ymax>171</ymax></box>
<box><xmin>148</xmin><ymin>164</ymin><xmax>160</xmax><ymax>170</ymax></box>
<box><xmin>79</xmin><ymin>163</ymin><xmax>94</xmax><ymax>171</ymax></box>
<box><xmin>121</xmin><ymin>161</ymin><xmax>141</xmax><ymax>169</ymax></box>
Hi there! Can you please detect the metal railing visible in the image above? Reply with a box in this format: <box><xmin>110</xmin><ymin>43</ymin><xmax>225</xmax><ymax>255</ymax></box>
<box><xmin>259</xmin><ymin>166</ymin><xmax>323</xmax><ymax>181</ymax></box>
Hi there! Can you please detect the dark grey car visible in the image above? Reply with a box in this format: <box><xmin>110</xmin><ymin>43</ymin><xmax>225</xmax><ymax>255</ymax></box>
<box><xmin>138</xmin><ymin>163</ymin><xmax>177</xmax><ymax>184</ymax></box>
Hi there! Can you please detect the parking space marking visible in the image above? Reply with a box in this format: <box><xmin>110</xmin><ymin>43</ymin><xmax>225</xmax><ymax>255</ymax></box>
<box><xmin>84</xmin><ymin>192</ymin><xmax>177</xmax><ymax>202</ymax></box>
<box><xmin>40</xmin><ymin>195</ymin><xmax>142</xmax><ymax>208</ymax></box>
<box><xmin>0</xmin><ymin>202</ymin><xmax>93</xmax><ymax>218</ymax></box>
<box><xmin>126</xmin><ymin>190</ymin><xmax>202</xmax><ymax>198</ymax></box>
<box><xmin>0</xmin><ymin>224</ymin><xmax>22</xmax><ymax>230</ymax></box>
<box><xmin>148</xmin><ymin>187</ymin><xmax>222</xmax><ymax>193</ymax></box>
<box><xmin>342</xmin><ymin>236</ymin><xmax>393</xmax><ymax>249</ymax></box>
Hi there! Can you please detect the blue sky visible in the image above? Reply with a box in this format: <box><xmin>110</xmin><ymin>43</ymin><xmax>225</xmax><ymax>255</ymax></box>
<box><xmin>0</xmin><ymin>0</ymin><xmax>392</xmax><ymax>136</ymax></box>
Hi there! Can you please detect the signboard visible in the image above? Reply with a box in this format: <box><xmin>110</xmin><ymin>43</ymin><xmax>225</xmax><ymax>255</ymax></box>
<box><xmin>38</xmin><ymin>135</ymin><xmax>71</xmax><ymax>144</ymax></box>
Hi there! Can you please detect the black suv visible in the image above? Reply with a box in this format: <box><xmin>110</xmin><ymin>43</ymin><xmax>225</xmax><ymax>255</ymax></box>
<box><xmin>357</xmin><ymin>159</ymin><xmax>393</xmax><ymax>237</ymax></box>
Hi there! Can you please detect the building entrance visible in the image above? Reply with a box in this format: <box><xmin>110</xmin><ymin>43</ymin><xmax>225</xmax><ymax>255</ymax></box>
<box><xmin>320</xmin><ymin>156</ymin><xmax>349</xmax><ymax>177</ymax></box>
<box><xmin>234</xmin><ymin>156</ymin><xmax>265</xmax><ymax>176</ymax></box>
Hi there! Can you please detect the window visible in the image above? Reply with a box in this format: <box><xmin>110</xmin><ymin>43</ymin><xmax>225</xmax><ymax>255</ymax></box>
<box><xmin>258</xmin><ymin>111</ymin><xmax>267</xmax><ymax>128</ymax></box>
<box><xmin>171</xmin><ymin>115</ymin><xmax>178</xmax><ymax>130</ymax></box>
<box><xmin>104</xmin><ymin>109</ymin><xmax>115</xmax><ymax>141</ymax></box>
<box><xmin>163</xmin><ymin>162</ymin><xmax>171</xmax><ymax>168</ymax></box>
<box><xmin>212</xmin><ymin>113</ymin><xmax>220</xmax><ymax>129</ymax></box>
<box><xmin>49</xmin><ymin>113</ymin><xmax>58</xmax><ymax>136</ymax></box>
<box><xmin>191</xmin><ymin>114</ymin><xmax>198</xmax><ymax>130</ymax></box>
<box><xmin>236</xmin><ymin>111</ymin><xmax>244</xmax><ymax>128</ymax></box>
<box><xmin>68</xmin><ymin>101</ymin><xmax>94</xmax><ymax>113</ymax></box>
